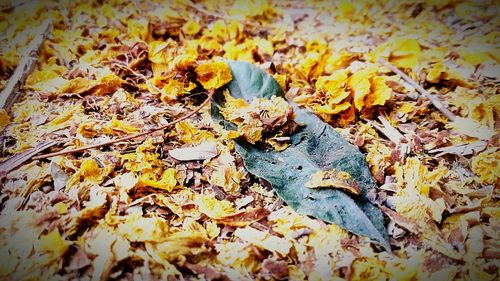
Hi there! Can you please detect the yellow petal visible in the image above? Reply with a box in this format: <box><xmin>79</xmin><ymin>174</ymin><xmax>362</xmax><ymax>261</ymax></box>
<box><xmin>107</xmin><ymin>117</ymin><xmax>140</xmax><ymax>135</ymax></box>
<box><xmin>38</xmin><ymin>229</ymin><xmax>69</xmax><ymax>258</ymax></box>
<box><xmin>349</xmin><ymin>69</ymin><xmax>372</xmax><ymax>111</ymax></box>
<box><xmin>127</xmin><ymin>18</ymin><xmax>149</xmax><ymax>40</ymax></box>
<box><xmin>54</xmin><ymin>202</ymin><xmax>68</xmax><ymax>215</ymax></box>
<box><xmin>194</xmin><ymin>194</ymin><xmax>234</xmax><ymax>219</ymax></box>
<box><xmin>471</xmin><ymin>148</ymin><xmax>499</xmax><ymax>184</ymax></box>
<box><xmin>138</xmin><ymin>168</ymin><xmax>177</xmax><ymax>191</ymax></box>
<box><xmin>366</xmin><ymin>76</ymin><xmax>392</xmax><ymax>108</ymax></box>
<box><xmin>234</xmin><ymin>227</ymin><xmax>292</xmax><ymax>256</ymax></box>
<box><xmin>195</xmin><ymin>61</ymin><xmax>233</xmax><ymax>90</ymax></box>
<box><xmin>0</xmin><ymin>109</ymin><xmax>11</xmax><ymax>132</ymax></box>
<box><xmin>390</xmin><ymin>38</ymin><xmax>421</xmax><ymax>69</ymax></box>
<box><xmin>182</xmin><ymin>20</ymin><xmax>201</xmax><ymax>35</ymax></box>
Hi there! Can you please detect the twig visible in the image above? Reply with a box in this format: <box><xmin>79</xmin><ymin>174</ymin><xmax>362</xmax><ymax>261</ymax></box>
<box><xmin>0</xmin><ymin>19</ymin><xmax>53</xmax><ymax>109</ymax></box>
<box><xmin>377</xmin><ymin>58</ymin><xmax>457</xmax><ymax>122</ymax></box>
<box><xmin>31</xmin><ymin>90</ymin><xmax>214</xmax><ymax>160</ymax></box>
<box><xmin>0</xmin><ymin>1</ymin><xmax>27</xmax><ymax>12</ymax></box>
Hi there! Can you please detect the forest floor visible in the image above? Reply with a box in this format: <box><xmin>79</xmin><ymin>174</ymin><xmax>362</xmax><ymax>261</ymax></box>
<box><xmin>0</xmin><ymin>1</ymin><xmax>499</xmax><ymax>280</ymax></box>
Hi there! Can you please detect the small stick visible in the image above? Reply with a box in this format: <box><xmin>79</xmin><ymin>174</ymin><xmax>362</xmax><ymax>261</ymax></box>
<box><xmin>0</xmin><ymin>19</ymin><xmax>52</xmax><ymax>109</ymax></box>
<box><xmin>32</xmin><ymin>90</ymin><xmax>214</xmax><ymax>160</ymax></box>
<box><xmin>377</xmin><ymin>58</ymin><xmax>457</xmax><ymax>122</ymax></box>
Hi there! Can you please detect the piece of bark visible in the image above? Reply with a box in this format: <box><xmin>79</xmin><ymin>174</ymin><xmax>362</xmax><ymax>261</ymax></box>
<box><xmin>0</xmin><ymin>19</ymin><xmax>52</xmax><ymax>109</ymax></box>
<box><xmin>0</xmin><ymin>140</ymin><xmax>57</xmax><ymax>178</ymax></box>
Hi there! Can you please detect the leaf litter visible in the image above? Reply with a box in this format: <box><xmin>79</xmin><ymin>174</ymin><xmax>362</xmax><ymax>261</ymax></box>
<box><xmin>0</xmin><ymin>1</ymin><xmax>499</xmax><ymax>280</ymax></box>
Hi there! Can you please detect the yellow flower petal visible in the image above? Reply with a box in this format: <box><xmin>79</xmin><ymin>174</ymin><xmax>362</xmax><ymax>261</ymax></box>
<box><xmin>195</xmin><ymin>61</ymin><xmax>233</xmax><ymax>90</ymax></box>
<box><xmin>182</xmin><ymin>20</ymin><xmax>201</xmax><ymax>35</ymax></box>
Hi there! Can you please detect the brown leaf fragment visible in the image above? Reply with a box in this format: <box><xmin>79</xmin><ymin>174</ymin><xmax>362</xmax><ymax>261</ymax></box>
<box><xmin>484</xmin><ymin>248</ymin><xmax>500</xmax><ymax>259</ymax></box>
<box><xmin>423</xmin><ymin>251</ymin><xmax>457</xmax><ymax>273</ymax></box>
<box><xmin>215</xmin><ymin>207</ymin><xmax>270</xmax><ymax>227</ymax></box>
<box><xmin>447</xmin><ymin>227</ymin><xmax>466</xmax><ymax>252</ymax></box>
<box><xmin>66</xmin><ymin>247</ymin><xmax>92</xmax><ymax>272</ymax></box>
<box><xmin>260</xmin><ymin>258</ymin><xmax>289</xmax><ymax>280</ymax></box>
<box><xmin>185</xmin><ymin>263</ymin><xmax>228</xmax><ymax>281</ymax></box>
<box><xmin>48</xmin><ymin>190</ymin><xmax>70</xmax><ymax>204</ymax></box>
<box><xmin>210</xmin><ymin>184</ymin><xmax>226</xmax><ymax>200</ymax></box>
<box><xmin>380</xmin><ymin>206</ymin><xmax>419</xmax><ymax>234</ymax></box>
<box><xmin>168</xmin><ymin>141</ymin><xmax>218</xmax><ymax>161</ymax></box>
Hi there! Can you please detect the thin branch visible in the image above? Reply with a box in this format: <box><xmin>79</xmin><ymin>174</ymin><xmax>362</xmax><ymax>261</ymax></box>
<box><xmin>31</xmin><ymin>90</ymin><xmax>214</xmax><ymax>160</ymax></box>
<box><xmin>0</xmin><ymin>19</ymin><xmax>53</xmax><ymax>109</ymax></box>
<box><xmin>377</xmin><ymin>58</ymin><xmax>457</xmax><ymax>122</ymax></box>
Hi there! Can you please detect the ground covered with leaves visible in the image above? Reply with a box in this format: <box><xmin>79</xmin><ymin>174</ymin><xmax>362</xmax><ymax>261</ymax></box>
<box><xmin>0</xmin><ymin>1</ymin><xmax>499</xmax><ymax>280</ymax></box>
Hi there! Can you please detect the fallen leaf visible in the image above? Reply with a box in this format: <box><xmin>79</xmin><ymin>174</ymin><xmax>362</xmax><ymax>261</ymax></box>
<box><xmin>212</xmin><ymin>61</ymin><xmax>388</xmax><ymax>248</ymax></box>
<box><xmin>195</xmin><ymin>61</ymin><xmax>233</xmax><ymax>90</ymax></box>
<box><xmin>234</xmin><ymin>226</ymin><xmax>292</xmax><ymax>256</ymax></box>
<box><xmin>168</xmin><ymin>141</ymin><xmax>218</xmax><ymax>161</ymax></box>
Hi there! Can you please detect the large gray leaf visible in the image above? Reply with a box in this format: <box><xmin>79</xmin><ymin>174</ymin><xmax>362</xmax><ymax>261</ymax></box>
<box><xmin>211</xmin><ymin>61</ymin><xmax>389</xmax><ymax>248</ymax></box>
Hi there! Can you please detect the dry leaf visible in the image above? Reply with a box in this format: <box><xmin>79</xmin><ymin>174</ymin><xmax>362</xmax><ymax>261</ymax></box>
<box><xmin>168</xmin><ymin>141</ymin><xmax>218</xmax><ymax>161</ymax></box>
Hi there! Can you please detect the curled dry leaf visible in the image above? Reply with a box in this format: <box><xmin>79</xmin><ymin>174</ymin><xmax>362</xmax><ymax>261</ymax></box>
<box><xmin>50</xmin><ymin>161</ymin><xmax>69</xmax><ymax>191</ymax></box>
<box><xmin>305</xmin><ymin>169</ymin><xmax>361</xmax><ymax>195</ymax></box>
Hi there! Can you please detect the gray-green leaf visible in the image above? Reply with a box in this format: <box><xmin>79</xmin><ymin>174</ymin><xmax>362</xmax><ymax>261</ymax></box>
<box><xmin>211</xmin><ymin>61</ymin><xmax>389</xmax><ymax>248</ymax></box>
